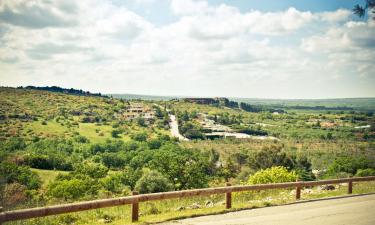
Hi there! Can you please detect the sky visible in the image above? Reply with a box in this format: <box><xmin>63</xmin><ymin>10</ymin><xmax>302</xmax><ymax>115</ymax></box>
<box><xmin>0</xmin><ymin>0</ymin><xmax>374</xmax><ymax>99</ymax></box>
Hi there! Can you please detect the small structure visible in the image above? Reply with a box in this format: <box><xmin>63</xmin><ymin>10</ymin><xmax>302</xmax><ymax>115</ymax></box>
<box><xmin>119</xmin><ymin>103</ymin><xmax>155</xmax><ymax>122</ymax></box>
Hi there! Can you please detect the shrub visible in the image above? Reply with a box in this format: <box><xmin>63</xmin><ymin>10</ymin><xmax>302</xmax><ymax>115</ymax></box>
<box><xmin>0</xmin><ymin>162</ymin><xmax>41</xmax><ymax>189</ymax></box>
<box><xmin>148</xmin><ymin>139</ymin><xmax>162</xmax><ymax>149</ymax></box>
<box><xmin>135</xmin><ymin>169</ymin><xmax>174</xmax><ymax>194</ymax></box>
<box><xmin>248</xmin><ymin>166</ymin><xmax>297</xmax><ymax>184</ymax></box>
<box><xmin>101</xmin><ymin>152</ymin><xmax>126</xmax><ymax>169</ymax></box>
<box><xmin>111</xmin><ymin>129</ymin><xmax>122</xmax><ymax>138</ymax></box>
<box><xmin>355</xmin><ymin>168</ymin><xmax>375</xmax><ymax>177</ymax></box>
<box><xmin>47</xmin><ymin>178</ymin><xmax>90</xmax><ymax>200</ymax></box>
<box><xmin>1</xmin><ymin>137</ymin><xmax>25</xmax><ymax>152</ymax></box>
<box><xmin>100</xmin><ymin>173</ymin><xmax>130</xmax><ymax>194</ymax></box>
<box><xmin>24</xmin><ymin>154</ymin><xmax>73</xmax><ymax>171</ymax></box>
<box><xmin>326</xmin><ymin>156</ymin><xmax>374</xmax><ymax>176</ymax></box>
<box><xmin>131</xmin><ymin>132</ymin><xmax>148</xmax><ymax>142</ymax></box>
<box><xmin>248</xmin><ymin>146</ymin><xmax>294</xmax><ymax>170</ymax></box>
<box><xmin>73</xmin><ymin>135</ymin><xmax>89</xmax><ymax>143</ymax></box>
<box><xmin>74</xmin><ymin>162</ymin><xmax>108</xmax><ymax>179</ymax></box>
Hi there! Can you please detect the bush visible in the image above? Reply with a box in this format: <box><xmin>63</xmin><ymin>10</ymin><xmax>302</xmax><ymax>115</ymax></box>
<box><xmin>74</xmin><ymin>162</ymin><xmax>108</xmax><ymax>179</ymax></box>
<box><xmin>248</xmin><ymin>146</ymin><xmax>294</xmax><ymax>170</ymax></box>
<box><xmin>248</xmin><ymin>166</ymin><xmax>297</xmax><ymax>184</ymax></box>
<box><xmin>135</xmin><ymin>169</ymin><xmax>174</xmax><ymax>194</ymax></box>
<box><xmin>47</xmin><ymin>178</ymin><xmax>91</xmax><ymax>200</ymax></box>
<box><xmin>101</xmin><ymin>152</ymin><xmax>126</xmax><ymax>169</ymax></box>
<box><xmin>111</xmin><ymin>129</ymin><xmax>122</xmax><ymax>138</ymax></box>
<box><xmin>355</xmin><ymin>168</ymin><xmax>375</xmax><ymax>177</ymax></box>
<box><xmin>131</xmin><ymin>132</ymin><xmax>148</xmax><ymax>142</ymax></box>
<box><xmin>100</xmin><ymin>173</ymin><xmax>130</xmax><ymax>194</ymax></box>
<box><xmin>1</xmin><ymin>137</ymin><xmax>25</xmax><ymax>152</ymax></box>
<box><xmin>0</xmin><ymin>162</ymin><xmax>41</xmax><ymax>189</ymax></box>
<box><xmin>148</xmin><ymin>139</ymin><xmax>162</xmax><ymax>149</ymax></box>
<box><xmin>25</xmin><ymin>154</ymin><xmax>73</xmax><ymax>171</ymax></box>
<box><xmin>326</xmin><ymin>156</ymin><xmax>374</xmax><ymax>176</ymax></box>
<box><xmin>73</xmin><ymin>135</ymin><xmax>89</xmax><ymax>143</ymax></box>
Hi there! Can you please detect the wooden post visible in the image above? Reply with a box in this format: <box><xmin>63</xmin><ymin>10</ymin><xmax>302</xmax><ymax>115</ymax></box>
<box><xmin>226</xmin><ymin>183</ymin><xmax>232</xmax><ymax>209</ymax></box>
<box><xmin>348</xmin><ymin>176</ymin><xmax>353</xmax><ymax>194</ymax></box>
<box><xmin>0</xmin><ymin>206</ymin><xmax>3</xmax><ymax>225</ymax></box>
<box><xmin>295</xmin><ymin>179</ymin><xmax>301</xmax><ymax>200</ymax></box>
<box><xmin>131</xmin><ymin>191</ymin><xmax>139</xmax><ymax>222</ymax></box>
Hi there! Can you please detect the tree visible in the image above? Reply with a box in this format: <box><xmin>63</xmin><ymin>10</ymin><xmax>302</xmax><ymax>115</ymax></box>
<box><xmin>73</xmin><ymin>162</ymin><xmax>109</xmax><ymax>179</ymax></box>
<box><xmin>100</xmin><ymin>173</ymin><xmax>130</xmax><ymax>194</ymax></box>
<box><xmin>131</xmin><ymin>132</ymin><xmax>148</xmax><ymax>142</ymax></box>
<box><xmin>134</xmin><ymin>169</ymin><xmax>174</xmax><ymax>194</ymax></box>
<box><xmin>0</xmin><ymin>162</ymin><xmax>41</xmax><ymax>190</ymax></box>
<box><xmin>47</xmin><ymin>178</ymin><xmax>92</xmax><ymax>200</ymax></box>
<box><xmin>353</xmin><ymin>0</ymin><xmax>375</xmax><ymax>19</ymax></box>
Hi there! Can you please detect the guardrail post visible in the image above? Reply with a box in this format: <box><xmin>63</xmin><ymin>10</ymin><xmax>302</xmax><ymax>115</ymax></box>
<box><xmin>0</xmin><ymin>206</ymin><xmax>3</xmax><ymax>225</ymax></box>
<box><xmin>131</xmin><ymin>191</ymin><xmax>139</xmax><ymax>222</ymax></box>
<box><xmin>348</xmin><ymin>176</ymin><xmax>353</xmax><ymax>194</ymax></box>
<box><xmin>295</xmin><ymin>179</ymin><xmax>301</xmax><ymax>200</ymax></box>
<box><xmin>226</xmin><ymin>183</ymin><xmax>232</xmax><ymax>209</ymax></box>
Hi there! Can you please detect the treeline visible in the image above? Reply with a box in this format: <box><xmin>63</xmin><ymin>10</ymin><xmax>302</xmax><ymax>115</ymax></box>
<box><xmin>286</xmin><ymin>105</ymin><xmax>354</xmax><ymax>111</ymax></box>
<box><xmin>18</xmin><ymin>86</ymin><xmax>107</xmax><ymax>98</ymax></box>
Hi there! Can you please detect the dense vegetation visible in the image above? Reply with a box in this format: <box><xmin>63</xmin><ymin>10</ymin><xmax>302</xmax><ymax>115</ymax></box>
<box><xmin>0</xmin><ymin>87</ymin><xmax>374</xmax><ymax>224</ymax></box>
<box><xmin>19</xmin><ymin>86</ymin><xmax>106</xmax><ymax>98</ymax></box>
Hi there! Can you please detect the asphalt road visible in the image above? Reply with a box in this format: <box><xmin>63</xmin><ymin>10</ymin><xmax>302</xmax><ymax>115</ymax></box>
<box><xmin>162</xmin><ymin>194</ymin><xmax>375</xmax><ymax>225</ymax></box>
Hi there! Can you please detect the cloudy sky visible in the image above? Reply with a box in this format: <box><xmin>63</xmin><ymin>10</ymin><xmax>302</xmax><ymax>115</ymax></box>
<box><xmin>0</xmin><ymin>0</ymin><xmax>374</xmax><ymax>98</ymax></box>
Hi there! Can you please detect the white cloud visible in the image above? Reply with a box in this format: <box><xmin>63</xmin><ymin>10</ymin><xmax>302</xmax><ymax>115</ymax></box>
<box><xmin>0</xmin><ymin>0</ymin><xmax>78</xmax><ymax>28</ymax></box>
<box><xmin>170</xmin><ymin>0</ymin><xmax>210</xmax><ymax>15</ymax></box>
<box><xmin>0</xmin><ymin>0</ymin><xmax>374</xmax><ymax>98</ymax></box>
<box><xmin>318</xmin><ymin>9</ymin><xmax>351</xmax><ymax>22</ymax></box>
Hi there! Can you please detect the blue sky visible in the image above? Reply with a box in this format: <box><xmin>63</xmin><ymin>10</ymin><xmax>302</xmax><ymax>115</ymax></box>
<box><xmin>120</xmin><ymin>0</ymin><xmax>362</xmax><ymax>25</ymax></box>
<box><xmin>0</xmin><ymin>0</ymin><xmax>374</xmax><ymax>98</ymax></box>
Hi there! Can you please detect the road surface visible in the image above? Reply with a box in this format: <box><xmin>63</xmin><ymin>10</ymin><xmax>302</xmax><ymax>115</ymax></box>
<box><xmin>162</xmin><ymin>194</ymin><xmax>375</xmax><ymax>225</ymax></box>
<box><xmin>169</xmin><ymin>115</ymin><xmax>189</xmax><ymax>141</ymax></box>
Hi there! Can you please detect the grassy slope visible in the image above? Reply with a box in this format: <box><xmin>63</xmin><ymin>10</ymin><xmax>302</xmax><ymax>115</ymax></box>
<box><xmin>0</xmin><ymin>87</ymin><xmax>168</xmax><ymax>143</ymax></box>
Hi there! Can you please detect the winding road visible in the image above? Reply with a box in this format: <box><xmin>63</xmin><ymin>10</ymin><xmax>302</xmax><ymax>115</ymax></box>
<box><xmin>169</xmin><ymin>114</ymin><xmax>189</xmax><ymax>141</ymax></box>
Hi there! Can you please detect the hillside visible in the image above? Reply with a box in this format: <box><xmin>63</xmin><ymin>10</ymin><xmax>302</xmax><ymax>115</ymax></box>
<box><xmin>0</xmin><ymin>87</ymin><xmax>374</xmax><ymax>224</ymax></box>
<box><xmin>0</xmin><ymin>87</ymin><xmax>168</xmax><ymax>143</ymax></box>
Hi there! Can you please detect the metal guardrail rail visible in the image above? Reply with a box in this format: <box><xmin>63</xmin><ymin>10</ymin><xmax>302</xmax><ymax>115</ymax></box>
<box><xmin>1</xmin><ymin>176</ymin><xmax>374</xmax><ymax>224</ymax></box>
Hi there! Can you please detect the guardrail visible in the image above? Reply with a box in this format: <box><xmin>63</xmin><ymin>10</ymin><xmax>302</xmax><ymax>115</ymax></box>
<box><xmin>1</xmin><ymin>176</ymin><xmax>374</xmax><ymax>224</ymax></box>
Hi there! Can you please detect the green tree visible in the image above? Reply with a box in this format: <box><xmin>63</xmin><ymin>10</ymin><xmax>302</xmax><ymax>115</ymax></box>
<box><xmin>134</xmin><ymin>169</ymin><xmax>174</xmax><ymax>194</ymax></box>
<box><xmin>0</xmin><ymin>162</ymin><xmax>41</xmax><ymax>190</ymax></box>
<box><xmin>74</xmin><ymin>162</ymin><xmax>109</xmax><ymax>179</ymax></box>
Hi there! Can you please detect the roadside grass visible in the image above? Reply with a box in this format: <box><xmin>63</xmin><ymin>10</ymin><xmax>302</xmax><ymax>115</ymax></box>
<box><xmin>7</xmin><ymin>181</ymin><xmax>375</xmax><ymax>225</ymax></box>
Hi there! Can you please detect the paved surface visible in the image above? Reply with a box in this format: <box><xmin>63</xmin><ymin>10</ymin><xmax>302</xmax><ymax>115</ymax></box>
<box><xmin>169</xmin><ymin>114</ymin><xmax>189</xmax><ymax>141</ymax></box>
<box><xmin>162</xmin><ymin>194</ymin><xmax>375</xmax><ymax>225</ymax></box>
